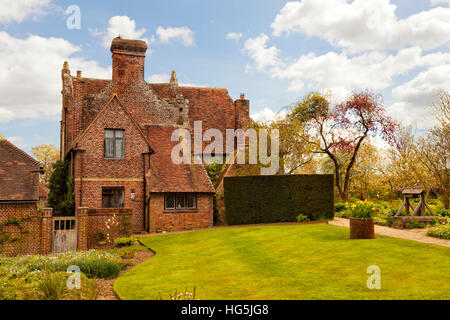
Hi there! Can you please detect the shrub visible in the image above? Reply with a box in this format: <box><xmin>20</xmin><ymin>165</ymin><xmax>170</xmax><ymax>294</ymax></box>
<box><xmin>408</xmin><ymin>220</ymin><xmax>426</xmax><ymax>229</ymax></box>
<box><xmin>386</xmin><ymin>208</ymin><xmax>398</xmax><ymax>217</ymax></box>
<box><xmin>224</xmin><ymin>175</ymin><xmax>334</xmax><ymax>224</ymax></box>
<box><xmin>436</xmin><ymin>208</ymin><xmax>450</xmax><ymax>217</ymax></box>
<box><xmin>114</xmin><ymin>236</ymin><xmax>137</xmax><ymax>247</ymax></box>
<box><xmin>96</xmin><ymin>231</ymin><xmax>106</xmax><ymax>242</ymax></box>
<box><xmin>296</xmin><ymin>214</ymin><xmax>310</xmax><ymax>223</ymax></box>
<box><xmin>67</xmin><ymin>258</ymin><xmax>122</xmax><ymax>279</ymax></box>
<box><xmin>427</xmin><ymin>225</ymin><xmax>450</xmax><ymax>239</ymax></box>
<box><xmin>334</xmin><ymin>202</ymin><xmax>346</xmax><ymax>212</ymax></box>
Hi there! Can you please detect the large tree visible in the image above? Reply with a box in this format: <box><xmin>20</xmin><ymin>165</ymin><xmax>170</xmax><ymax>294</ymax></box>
<box><xmin>291</xmin><ymin>91</ymin><xmax>398</xmax><ymax>200</ymax></box>
<box><xmin>31</xmin><ymin>144</ymin><xmax>59</xmax><ymax>186</ymax></box>
<box><xmin>415</xmin><ymin>90</ymin><xmax>450</xmax><ymax>208</ymax></box>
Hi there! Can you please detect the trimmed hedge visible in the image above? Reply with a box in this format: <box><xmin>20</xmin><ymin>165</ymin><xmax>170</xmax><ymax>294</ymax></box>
<box><xmin>224</xmin><ymin>174</ymin><xmax>334</xmax><ymax>225</ymax></box>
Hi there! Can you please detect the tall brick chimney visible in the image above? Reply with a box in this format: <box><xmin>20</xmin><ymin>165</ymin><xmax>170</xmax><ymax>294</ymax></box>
<box><xmin>110</xmin><ymin>37</ymin><xmax>147</xmax><ymax>86</ymax></box>
<box><xmin>234</xmin><ymin>93</ymin><xmax>250</xmax><ymax>129</ymax></box>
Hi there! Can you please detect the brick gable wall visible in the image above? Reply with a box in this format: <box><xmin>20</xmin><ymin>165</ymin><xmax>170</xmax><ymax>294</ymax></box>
<box><xmin>72</xmin><ymin>97</ymin><xmax>151</xmax><ymax>232</ymax></box>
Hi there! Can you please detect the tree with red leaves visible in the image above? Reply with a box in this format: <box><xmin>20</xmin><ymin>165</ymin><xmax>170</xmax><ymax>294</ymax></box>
<box><xmin>291</xmin><ymin>91</ymin><xmax>398</xmax><ymax>200</ymax></box>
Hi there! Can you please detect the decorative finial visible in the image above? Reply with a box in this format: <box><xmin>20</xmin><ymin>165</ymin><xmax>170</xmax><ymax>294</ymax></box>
<box><xmin>170</xmin><ymin>70</ymin><xmax>178</xmax><ymax>86</ymax></box>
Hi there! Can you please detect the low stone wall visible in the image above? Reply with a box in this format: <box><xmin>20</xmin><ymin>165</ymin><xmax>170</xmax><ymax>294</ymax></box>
<box><xmin>0</xmin><ymin>203</ymin><xmax>52</xmax><ymax>256</ymax></box>
<box><xmin>77</xmin><ymin>207</ymin><xmax>132</xmax><ymax>249</ymax></box>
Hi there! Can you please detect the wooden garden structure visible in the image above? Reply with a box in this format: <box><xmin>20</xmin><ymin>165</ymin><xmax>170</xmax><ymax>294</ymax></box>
<box><xmin>395</xmin><ymin>187</ymin><xmax>434</xmax><ymax>217</ymax></box>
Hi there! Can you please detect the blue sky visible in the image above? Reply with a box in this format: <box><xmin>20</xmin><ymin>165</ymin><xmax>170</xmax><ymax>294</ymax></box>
<box><xmin>0</xmin><ymin>0</ymin><xmax>449</xmax><ymax>153</ymax></box>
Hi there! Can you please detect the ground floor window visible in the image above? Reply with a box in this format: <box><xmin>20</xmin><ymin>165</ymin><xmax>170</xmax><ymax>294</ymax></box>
<box><xmin>102</xmin><ymin>187</ymin><xmax>124</xmax><ymax>208</ymax></box>
<box><xmin>165</xmin><ymin>193</ymin><xmax>197</xmax><ymax>210</ymax></box>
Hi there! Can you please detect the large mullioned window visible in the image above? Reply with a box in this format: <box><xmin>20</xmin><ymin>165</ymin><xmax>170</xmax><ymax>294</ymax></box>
<box><xmin>164</xmin><ymin>193</ymin><xmax>197</xmax><ymax>210</ymax></box>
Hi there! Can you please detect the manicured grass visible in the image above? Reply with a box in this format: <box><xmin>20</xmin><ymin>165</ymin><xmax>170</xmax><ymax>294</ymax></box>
<box><xmin>114</xmin><ymin>224</ymin><xmax>450</xmax><ymax>300</ymax></box>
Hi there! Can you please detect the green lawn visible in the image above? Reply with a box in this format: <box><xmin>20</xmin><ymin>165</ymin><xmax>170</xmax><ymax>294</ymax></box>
<box><xmin>114</xmin><ymin>224</ymin><xmax>450</xmax><ymax>300</ymax></box>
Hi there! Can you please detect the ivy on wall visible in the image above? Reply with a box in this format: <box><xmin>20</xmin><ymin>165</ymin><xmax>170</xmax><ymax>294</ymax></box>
<box><xmin>0</xmin><ymin>217</ymin><xmax>32</xmax><ymax>246</ymax></box>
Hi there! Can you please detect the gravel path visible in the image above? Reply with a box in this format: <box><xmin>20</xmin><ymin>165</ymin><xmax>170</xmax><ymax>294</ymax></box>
<box><xmin>329</xmin><ymin>218</ymin><xmax>450</xmax><ymax>248</ymax></box>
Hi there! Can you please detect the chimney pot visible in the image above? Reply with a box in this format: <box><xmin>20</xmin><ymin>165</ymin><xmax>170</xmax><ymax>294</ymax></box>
<box><xmin>77</xmin><ymin>70</ymin><xmax>82</xmax><ymax>78</ymax></box>
<box><xmin>240</xmin><ymin>93</ymin><xmax>245</xmax><ymax>100</ymax></box>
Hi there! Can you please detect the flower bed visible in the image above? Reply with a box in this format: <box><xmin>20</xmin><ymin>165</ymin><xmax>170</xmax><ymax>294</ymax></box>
<box><xmin>427</xmin><ymin>225</ymin><xmax>450</xmax><ymax>239</ymax></box>
<box><xmin>0</xmin><ymin>250</ymin><xmax>125</xmax><ymax>300</ymax></box>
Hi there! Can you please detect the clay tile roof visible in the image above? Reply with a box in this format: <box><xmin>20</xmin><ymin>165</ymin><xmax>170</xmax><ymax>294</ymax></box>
<box><xmin>147</xmin><ymin>125</ymin><xmax>215</xmax><ymax>193</ymax></box>
<box><xmin>178</xmin><ymin>86</ymin><xmax>236</xmax><ymax>134</ymax></box>
<box><xmin>0</xmin><ymin>139</ymin><xmax>41</xmax><ymax>201</ymax></box>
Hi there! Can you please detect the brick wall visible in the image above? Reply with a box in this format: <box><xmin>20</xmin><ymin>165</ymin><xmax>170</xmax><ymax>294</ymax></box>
<box><xmin>0</xmin><ymin>203</ymin><xmax>52</xmax><ymax>256</ymax></box>
<box><xmin>77</xmin><ymin>207</ymin><xmax>132</xmax><ymax>249</ymax></box>
<box><xmin>149</xmin><ymin>193</ymin><xmax>213</xmax><ymax>233</ymax></box>
<box><xmin>73</xmin><ymin>97</ymin><xmax>150</xmax><ymax>233</ymax></box>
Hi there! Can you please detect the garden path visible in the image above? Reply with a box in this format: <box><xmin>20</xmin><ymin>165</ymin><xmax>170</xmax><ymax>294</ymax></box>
<box><xmin>329</xmin><ymin>218</ymin><xmax>450</xmax><ymax>248</ymax></box>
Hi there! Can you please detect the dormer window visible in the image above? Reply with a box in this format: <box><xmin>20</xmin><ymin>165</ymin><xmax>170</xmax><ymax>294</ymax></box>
<box><xmin>104</xmin><ymin>129</ymin><xmax>124</xmax><ymax>158</ymax></box>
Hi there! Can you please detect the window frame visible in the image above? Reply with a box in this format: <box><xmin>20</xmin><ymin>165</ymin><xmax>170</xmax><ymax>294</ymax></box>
<box><xmin>102</xmin><ymin>187</ymin><xmax>125</xmax><ymax>208</ymax></box>
<box><xmin>164</xmin><ymin>193</ymin><xmax>197</xmax><ymax>211</ymax></box>
<box><xmin>104</xmin><ymin>129</ymin><xmax>125</xmax><ymax>159</ymax></box>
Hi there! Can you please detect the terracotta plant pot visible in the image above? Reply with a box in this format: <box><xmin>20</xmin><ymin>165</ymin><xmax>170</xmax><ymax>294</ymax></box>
<box><xmin>350</xmin><ymin>218</ymin><xmax>375</xmax><ymax>239</ymax></box>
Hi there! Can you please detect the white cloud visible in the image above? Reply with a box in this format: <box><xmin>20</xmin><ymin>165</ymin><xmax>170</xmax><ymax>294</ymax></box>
<box><xmin>389</xmin><ymin>65</ymin><xmax>450</xmax><ymax>128</ymax></box>
<box><xmin>243</xmin><ymin>33</ymin><xmax>450</xmax><ymax>99</ymax></box>
<box><xmin>0</xmin><ymin>0</ymin><xmax>51</xmax><ymax>24</ymax></box>
<box><xmin>0</xmin><ymin>31</ymin><xmax>111</xmax><ymax>123</ymax></box>
<box><xmin>97</xmin><ymin>16</ymin><xmax>149</xmax><ymax>48</ymax></box>
<box><xmin>6</xmin><ymin>136</ymin><xmax>27</xmax><ymax>150</ymax></box>
<box><xmin>243</xmin><ymin>34</ymin><xmax>282</xmax><ymax>71</ymax></box>
<box><xmin>271</xmin><ymin>0</ymin><xmax>450</xmax><ymax>53</ymax></box>
<box><xmin>251</xmin><ymin>107</ymin><xmax>286</xmax><ymax>123</ymax></box>
<box><xmin>226</xmin><ymin>32</ymin><xmax>243</xmax><ymax>42</ymax></box>
<box><xmin>147</xmin><ymin>74</ymin><xmax>170</xmax><ymax>83</ymax></box>
<box><xmin>431</xmin><ymin>0</ymin><xmax>450</xmax><ymax>6</ymax></box>
<box><xmin>156</xmin><ymin>26</ymin><xmax>195</xmax><ymax>46</ymax></box>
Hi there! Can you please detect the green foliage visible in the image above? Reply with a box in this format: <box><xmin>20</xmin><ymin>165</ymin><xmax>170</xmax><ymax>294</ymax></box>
<box><xmin>291</xmin><ymin>91</ymin><xmax>330</xmax><ymax>122</ymax></box>
<box><xmin>334</xmin><ymin>201</ymin><xmax>346</xmax><ymax>212</ymax></box>
<box><xmin>38</xmin><ymin>272</ymin><xmax>68</xmax><ymax>300</ymax></box>
<box><xmin>114</xmin><ymin>236</ymin><xmax>137</xmax><ymax>248</ymax></box>
<box><xmin>96</xmin><ymin>230</ymin><xmax>106</xmax><ymax>242</ymax></box>
<box><xmin>68</xmin><ymin>259</ymin><xmax>122</xmax><ymax>279</ymax></box>
<box><xmin>408</xmin><ymin>220</ymin><xmax>426</xmax><ymax>229</ymax></box>
<box><xmin>204</xmin><ymin>162</ymin><xmax>225</xmax><ymax>186</ymax></box>
<box><xmin>348</xmin><ymin>200</ymin><xmax>376</xmax><ymax>218</ymax></box>
<box><xmin>374</xmin><ymin>217</ymin><xmax>393</xmax><ymax>227</ymax></box>
<box><xmin>427</xmin><ymin>224</ymin><xmax>450</xmax><ymax>239</ymax></box>
<box><xmin>0</xmin><ymin>217</ymin><xmax>32</xmax><ymax>246</ymax></box>
<box><xmin>436</xmin><ymin>208</ymin><xmax>450</xmax><ymax>217</ymax></box>
<box><xmin>296</xmin><ymin>214</ymin><xmax>310</xmax><ymax>223</ymax></box>
<box><xmin>224</xmin><ymin>175</ymin><xmax>334</xmax><ymax>225</ymax></box>
<box><xmin>47</xmin><ymin>159</ymin><xmax>74</xmax><ymax>216</ymax></box>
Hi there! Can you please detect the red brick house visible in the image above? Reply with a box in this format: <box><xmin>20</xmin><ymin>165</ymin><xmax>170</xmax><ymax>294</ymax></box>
<box><xmin>60</xmin><ymin>37</ymin><xmax>250</xmax><ymax>233</ymax></box>
<box><xmin>0</xmin><ymin>139</ymin><xmax>50</xmax><ymax>255</ymax></box>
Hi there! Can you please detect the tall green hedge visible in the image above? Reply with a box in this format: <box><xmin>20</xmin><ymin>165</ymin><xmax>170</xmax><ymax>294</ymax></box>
<box><xmin>224</xmin><ymin>174</ymin><xmax>334</xmax><ymax>225</ymax></box>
